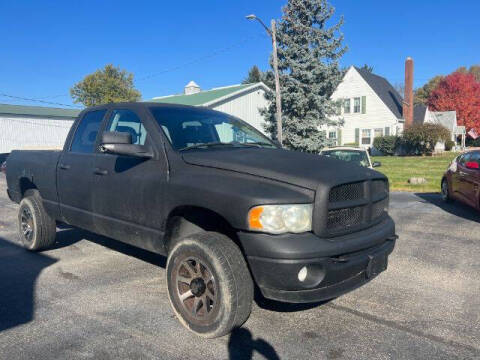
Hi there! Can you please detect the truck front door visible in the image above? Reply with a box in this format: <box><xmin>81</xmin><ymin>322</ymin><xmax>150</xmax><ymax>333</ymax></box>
<box><xmin>57</xmin><ymin>109</ymin><xmax>107</xmax><ymax>231</ymax></box>
<box><xmin>92</xmin><ymin>107</ymin><xmax>168</xmax><ymax>254</ymax></box>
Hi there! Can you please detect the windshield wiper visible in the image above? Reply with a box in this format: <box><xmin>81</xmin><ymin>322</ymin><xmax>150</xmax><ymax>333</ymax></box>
<box><xmin>237</xmin><ymin>142</ymin><xmax>275</xmax><ymax>148</ymax></box>
<box><xmin>179</xmin><ymin>142</ymin><xmax>237</xmax><ymax>151</ymax></box>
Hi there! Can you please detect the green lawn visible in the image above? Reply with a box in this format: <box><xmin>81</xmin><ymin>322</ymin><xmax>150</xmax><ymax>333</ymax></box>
<box><xmin>371</xmin><ymin>153</ymin><xmax>459</xmax><ymax>193</ymax></box>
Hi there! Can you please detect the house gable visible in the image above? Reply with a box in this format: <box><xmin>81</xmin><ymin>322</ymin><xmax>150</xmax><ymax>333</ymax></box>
<box><xmin>330</xmin><ymin>66</ymin><xmax>402</xmax><ymax>145</ymax></box>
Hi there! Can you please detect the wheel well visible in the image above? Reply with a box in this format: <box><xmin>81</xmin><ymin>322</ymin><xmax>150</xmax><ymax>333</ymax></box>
<box><xmin>164</xmin><ymin>206</ymin><xmax>241</xmax><ymax>253</ymax></box>
<box><xmin>19</xmin><ymin>177</ymin><xmax>37</xmax><ymax>198</ymax></box>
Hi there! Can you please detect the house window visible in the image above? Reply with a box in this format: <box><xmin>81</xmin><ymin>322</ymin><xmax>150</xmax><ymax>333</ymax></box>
<box><xmin>354</xmin><ymin>97</ymin><xmax>361</xmax><ymax>113</ymax></box>
<box><xmin>344</xmin><ymin>99</ymin><xmax>351</xmax><ymax>114</ymax></box>
<box><xmin>361</xmin><ymin>129</ymin><xmax>371</xmax><ymax>145</ymax></box>
<box><xmin>374</xmin><ymin>128</ymin><xmax>384</xmax><ymax>138</ymax></box>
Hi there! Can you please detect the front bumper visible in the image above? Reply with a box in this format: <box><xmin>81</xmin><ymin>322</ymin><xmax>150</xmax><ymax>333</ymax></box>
<box><xmin>237</xmin><ymin>217</ymin><xmax>396</xmax><ymax>303</ymax></box>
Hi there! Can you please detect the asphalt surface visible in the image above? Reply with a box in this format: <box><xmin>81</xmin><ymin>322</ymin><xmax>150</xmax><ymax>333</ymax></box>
<box><xmin>0</xmin><ymin>174</ymin><xmax>479</xmax><ymax>360</ymax></box>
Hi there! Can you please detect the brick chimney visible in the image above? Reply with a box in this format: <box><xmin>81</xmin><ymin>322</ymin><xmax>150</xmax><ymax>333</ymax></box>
<box><xmin>403</xmin><ymin>57</ymin><xmax>414</xmax><ymax>128</ymax></box>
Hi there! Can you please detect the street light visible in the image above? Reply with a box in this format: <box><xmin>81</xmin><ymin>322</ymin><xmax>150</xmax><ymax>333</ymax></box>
<box><xmin>246</xmin><ymin>14</ymin><xmax>283</xmax><ymax>145</ymax></box>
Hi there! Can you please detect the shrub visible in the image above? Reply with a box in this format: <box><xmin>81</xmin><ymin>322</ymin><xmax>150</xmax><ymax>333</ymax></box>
<box><xmin>343</xmin><ymin>142</ymin><xmax>359</xmax><ymax>147</ymax></box>
<box><xmin>466</xmin><ymin>137</ymin><xmax>480</xmax><ymax>147</ymax></box>
<box><xmin>373</xmin><ymin>135</ymin><xmax>399</xmax><ymax>155</ymax></box>
<box><xmin>445</xmin><ymin>140</ymin><xmax>455</xmax><ymax>151</ymax></box>
<box><xmin>402</xmin><ymin>123</ymin><xmax>451</xmax><ymax>155</ymax></box>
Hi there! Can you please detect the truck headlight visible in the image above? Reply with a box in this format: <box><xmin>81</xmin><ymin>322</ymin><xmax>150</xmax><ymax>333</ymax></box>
<box><xmin>248</xmin><ymin>204</ymin><xmax>313</xmax><ymax>234</ymax></box>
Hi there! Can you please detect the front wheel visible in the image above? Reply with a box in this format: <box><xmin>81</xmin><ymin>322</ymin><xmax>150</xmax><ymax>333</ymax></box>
<box><xmin>441</xmin><ymin>178</ymin><xmax>452</xmax><ymax>203</ymax></box>
<box><xmin>166</xmin><ymin>232</ymin><xmax>253</xmax><ymax>338</ymax></box>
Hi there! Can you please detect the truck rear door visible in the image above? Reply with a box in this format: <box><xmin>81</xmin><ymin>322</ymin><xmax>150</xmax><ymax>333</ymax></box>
<box><xmin>57</xmin><ymin>109</ymin><xmax>107</xmax><ymax>231</ymax></box>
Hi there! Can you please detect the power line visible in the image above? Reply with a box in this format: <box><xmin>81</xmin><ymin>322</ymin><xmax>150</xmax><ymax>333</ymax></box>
<box><xmin>136</xmin><ymin>33</ymin><xmax>266</xmax><ymax>82</ymax></box>
<box><xmin>30</xmin><ymin>94</ymin><xmax>70</xmax><ymax>100</ymax></box>
<box><xmin>0</xmin><ymin>92</ymin><xmax>82</xmax><ymax>108</ymax></box>
<box><xmin>1</xmin><ymin>34</ymin><xmax>267</xmax><ymax>103</ymax></box>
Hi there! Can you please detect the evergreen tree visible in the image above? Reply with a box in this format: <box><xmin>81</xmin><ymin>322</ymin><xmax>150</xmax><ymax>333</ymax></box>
<box><xmin>262</xmin><ymin>0</ymin><xmax>346</xmax><ymax>152</ymax></box>
<box><xmin>242</xmin><ymin>65</ymin><xmax>263</xmax><ymax>84</ymax></box>
<box><xmin>360</xmin><ymin>64</ymin><xmax>374</xmax><ymax>73</ymax></box>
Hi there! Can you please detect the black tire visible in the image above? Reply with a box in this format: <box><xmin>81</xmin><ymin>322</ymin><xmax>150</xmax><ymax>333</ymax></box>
<box><xmin>441</xmin><ymin>178</ymin><xmax>452</xmax><ymax>203</ymax></box>
<box><xmin>166</xmin><ymin>232</ymin><xmax>253</xmax><ymax>338</ymax></box>
<box><xmin>18</xmin><ymin>190</ymin><xmax>57</xmax><ymax>251</ymax></box>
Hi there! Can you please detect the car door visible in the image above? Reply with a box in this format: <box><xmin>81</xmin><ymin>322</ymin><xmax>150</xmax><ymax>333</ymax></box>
<box><xmin>451</xmin><ymin>154</ymin><xmax>466</xmax><ymax>196</ymax></box>
<box><xmin>92</xmin><ymin>106</ymin><xmax>168</xmax><ymax>253</ymax></box>
<box><xmin>460</xmin><ymin>152</ymin><xmax>480</xmax><ymax>207</ymax></box>
<box><xmin>57</xmin><ymin>109</ymin><xmax>108</xmax><ymax>231</ymax></box>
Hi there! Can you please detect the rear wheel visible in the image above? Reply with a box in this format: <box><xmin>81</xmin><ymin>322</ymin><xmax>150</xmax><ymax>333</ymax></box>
<box><xmin>441</xmin><ymin>178</ymin><xmax>452</xmax><ymax>203</ymax></box>
<box><xmin>166</xmin><ymin>232</ymin><xmax>253</xmax><ymax>338</ymax></box>
<box><xmin>18</xmin><ymin>190</ymin><xmax>57</xmax><ymax>251</ymax></box>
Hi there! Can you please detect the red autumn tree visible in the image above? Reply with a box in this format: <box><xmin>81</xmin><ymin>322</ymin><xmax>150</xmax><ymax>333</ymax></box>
<box><xmin>428</xmin><ymin>72</ymin><xmax>480</xmax><ymax>133</ymax></box>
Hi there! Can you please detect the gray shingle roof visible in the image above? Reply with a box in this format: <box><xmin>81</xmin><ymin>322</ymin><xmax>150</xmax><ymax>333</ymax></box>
<box><xmin>413</xmin><ymin>104</ymin><xmax>427</xmax><ymax>124</ymax></box>
<box><xmin>432</xmin><ymin>111</ymin><xmax>457</xmax><ymax>132</ymax></box>
<box><xmin>354</xmin><ymin>67</ymin><xmax>404</xmax><ymax>119</ymax></box>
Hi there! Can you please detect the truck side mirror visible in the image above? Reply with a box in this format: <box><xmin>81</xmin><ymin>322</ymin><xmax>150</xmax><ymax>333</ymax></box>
<box><xmin>372</xmin><ymin>161</ymin><xmax>381</xmax><ymax>168</ymax></box>
<box><xmin>102</xmin><ymin>131</ymin><xmax>132</xmax><ymax>145</ymax></box>
<box><xmin>100</xmin><ymin>131</ymin><xmax>153</xmax><ymax>159</ymax></box>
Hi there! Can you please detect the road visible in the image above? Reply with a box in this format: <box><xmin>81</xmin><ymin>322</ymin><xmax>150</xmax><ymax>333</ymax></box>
<box><xmin>0</xmin><ymin>175</ymin><xmax>479</xmax><ymax>359</ymax></box>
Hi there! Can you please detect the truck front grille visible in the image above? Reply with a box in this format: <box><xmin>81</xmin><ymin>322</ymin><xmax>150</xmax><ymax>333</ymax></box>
<box><xmin>328</xmin><ymin>182</ymin><xmax>364</xmax><ymax>202</ymax></box>
<box><xmin>327</xmin><ymin>205</ymin><xmax>365</xmax><ymax>232</ymax></box>
<box><xmin>321</xmin><ymin>179</ymin><xmax>389</xmax><ymax>236</ymax></box>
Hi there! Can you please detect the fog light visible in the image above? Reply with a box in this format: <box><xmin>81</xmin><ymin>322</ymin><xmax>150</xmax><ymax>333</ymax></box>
<box><xmin>298</xmin><ymin>266</ymin><xmax>308</xmax><ymax>282</ymax></box>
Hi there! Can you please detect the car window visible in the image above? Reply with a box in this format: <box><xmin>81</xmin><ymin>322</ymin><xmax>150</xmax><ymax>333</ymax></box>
<box><xmin>459</xmin><ymin>153</ymin><xmax>472</xmax><ymax>166</ymax></box>
<box><xmin>469</xmin><ymin>152</ymin><xmax>480</xmax><ymax>163</ymax></box>
<box><xmin>322</xmin><ymin>150</ymin><xmax>370</xmax><ymax>167</ymax></box>
<box><xmin>106</xmin><ymin>109</ymin><xmax>147</xmax><ymax>145</ymax></box>
<box><xmin>70</xmin><ymin>110</ymin><xmax>107</xmax><ymax>153</ymax></box>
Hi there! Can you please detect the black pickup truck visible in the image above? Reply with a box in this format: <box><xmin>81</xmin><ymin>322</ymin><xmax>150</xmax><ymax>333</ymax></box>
<box><xmin>5</xmin><ymin>102</ymin><xmax>396</xmax><ymax>338</ymax></box>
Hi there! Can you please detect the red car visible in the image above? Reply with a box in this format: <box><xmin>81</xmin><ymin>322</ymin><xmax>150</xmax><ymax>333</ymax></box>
<box><xmin>442</xmin><ymin>151</ymin><xmax>480</xmax><ymax>208</ymax></box>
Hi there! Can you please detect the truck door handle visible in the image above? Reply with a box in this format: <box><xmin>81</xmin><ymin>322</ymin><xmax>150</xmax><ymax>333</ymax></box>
<box><xmin>94</xmin><ymin>168</ymin><xmax>108</xmax><ymax>176</ymax></box>
<box><xmin>59</xmin><ymin>163</ymin><xmax>70</xmax><ymax>170</ymax></box>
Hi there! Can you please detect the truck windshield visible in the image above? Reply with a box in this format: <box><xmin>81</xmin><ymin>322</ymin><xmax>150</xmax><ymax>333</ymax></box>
<box><xmin>322</xmin><ymin>150</ymin><xmax>370</xmax><ymax>167</ymax></box>
<box><xmin>149</xmin><ymin>107</ymin><xmax>276</xmax><ymax>151</ymax></box>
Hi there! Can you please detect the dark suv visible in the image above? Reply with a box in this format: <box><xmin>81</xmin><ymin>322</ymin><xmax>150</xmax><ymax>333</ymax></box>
<box><xmin>6</xmin><ymin>102</ymin><xmax>396</xmax><ymax>338</ymax></box>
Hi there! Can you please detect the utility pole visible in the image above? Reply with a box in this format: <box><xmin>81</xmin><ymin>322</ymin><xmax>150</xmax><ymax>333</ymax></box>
<box><xmin>246</xmin><ymin>15</ymin><xmax>283</xmax><ymax>144</ymax></box>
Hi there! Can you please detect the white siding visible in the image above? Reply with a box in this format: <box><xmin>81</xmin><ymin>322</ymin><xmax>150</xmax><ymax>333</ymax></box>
<box><xmin>0</xmin><ymin>115</ymin><xmax>73</xmax><ymax>153</ymax></box>
<box><xmin>329</xmin><ymin>67</ymin><xmax>401</xmax><ymax>148</ymax></box>
<box><xmin>210</xmin><ymin>88</ymin><xmax>269</xmax><ymax>135</ymax></box>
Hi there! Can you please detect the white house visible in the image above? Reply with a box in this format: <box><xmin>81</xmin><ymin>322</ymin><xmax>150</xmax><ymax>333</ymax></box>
<box><xmin>327</xmin><ymin>65</ymin><xmax>458</xmax><ymax>149</ymax></box>
<box><xmin>327</xmin><ymin>66</ymin><xmax>405</xmax><ymax>147</ymax></box>
<box><xmin>414</xmin><ymin>106</ymin><xmax>458</xmax><ymax>141</ymax></box>
<box><xmin>151</xmin><ymin>82</ymin><xmax>271</xmax><ymax>135</ymax></box>
<box><xmin>0</xmin><ymin>103</ymin><xmax>80</xmax><ymax>160</ymax></box>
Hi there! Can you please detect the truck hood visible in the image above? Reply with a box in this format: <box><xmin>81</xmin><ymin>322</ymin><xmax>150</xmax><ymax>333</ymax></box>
<box><xmin>181</xmin><ymin>148</ymin><xmax>384</xmax><ymax>190</ymax></box>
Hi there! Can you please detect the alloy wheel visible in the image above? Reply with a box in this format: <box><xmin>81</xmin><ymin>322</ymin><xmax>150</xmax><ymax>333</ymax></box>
<box><xmin>172</xmin><ymin>257</ymin><xmax>218</xmax><ymax>323</ymax></box>
<box><xmin>20</xmin><ymin>207</ymin><xmax>34</xmax><ymax>243</ymax></box>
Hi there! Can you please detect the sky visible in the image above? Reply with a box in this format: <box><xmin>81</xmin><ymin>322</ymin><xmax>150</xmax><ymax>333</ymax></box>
<box><xmin>0</xmin><ymin>0</ymin><xmax>479</xmax><ymax>109</ymax></box>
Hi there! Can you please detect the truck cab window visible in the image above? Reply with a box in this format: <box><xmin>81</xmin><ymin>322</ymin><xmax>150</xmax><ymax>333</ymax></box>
<box><xmin>107</xmin><ymin>109</ymin><xmax>147</xmax><ymax>145</ymax></box>
<box><xmin>70</xmin><ymin>110</ymin><xmax>107</xmax><ymax>153</ymax></box>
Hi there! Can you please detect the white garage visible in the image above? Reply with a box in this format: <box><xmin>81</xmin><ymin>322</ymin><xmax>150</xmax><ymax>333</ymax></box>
<box><xmin>0</xmin><ymin>103</ymin><xmax>80</xmax><ymax>159</ymax></box>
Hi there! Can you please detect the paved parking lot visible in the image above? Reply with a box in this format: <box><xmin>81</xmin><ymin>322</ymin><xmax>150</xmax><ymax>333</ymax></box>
<box><xmin>0</xmin><ymin>174</ymin><xmax>479</xmax><ymax>360</ymax></box>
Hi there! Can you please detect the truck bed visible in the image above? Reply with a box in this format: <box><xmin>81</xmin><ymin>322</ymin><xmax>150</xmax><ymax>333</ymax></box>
<box><xmin>6</xmin><ymin>150</ymin><xmax>61</xmax><ymax>205</ymax></box>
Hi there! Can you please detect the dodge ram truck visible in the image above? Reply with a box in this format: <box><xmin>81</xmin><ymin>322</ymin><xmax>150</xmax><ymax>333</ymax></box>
<box><xmin>5</xmin><ymin>102</ymin><xmax>396</xmax><ymax>338</ymax></box>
